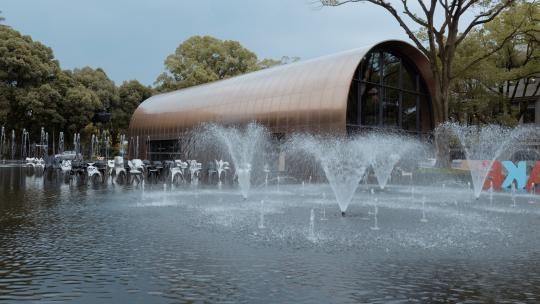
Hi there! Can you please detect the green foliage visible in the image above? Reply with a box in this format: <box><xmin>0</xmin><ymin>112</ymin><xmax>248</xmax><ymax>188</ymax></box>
<box><xmin>0</xmin><ymin>26</ymin><xmax>64</xmax><ymax>135</ymax></box>
<box><xmin>113</xmin><ymin>80</ymin><xmax>153</xmax><ymax>132</ymax></box>
<box><xmin>0</xmin><ymin>83</ymin><xmax>10</xmax><ymax>125</ymax></box>
<box><xmin>0</xmin><ymin>26</ymin><xmax>60</xmax><ymax>88</ymax></box>
<box><xmin>72</xmin><ymin>67</ymin><xmax>118</xmax><ymax>110</ymax></box>
<box><xmin>258</xmin><ymin>56</ymin><xmax>300</xmax><ymax>69</ymax></box>
<box><xmin>156</xmin><ymin>36</ymin><xmax>258</xmax><ymax>91</ymax></box>
<box><xmin>155</xmin><ymin>35</ymin><xmax>293</xmax><ymax>92</ymax></box>
<box><xmin>0</xmin><ymin>28</ymin><xmax>288</xmax><ymax>146</ymax></box>
<box><xmin>323</xmin><ymin>0</ymin><xmax>516</xmax><ymax>122</ymax></box>
<box><xmin>450</xmin><ymin>1</ymin><xmax>540</xmax><ymax>126</ymax></box>
<box><xmin>0</xmin><ymin>22</ymin><xmax>158</xmax><ymax>144</ymax></box>
<box><xmin>257</xmin><ymin>58</ymin><xmax>283</xmax><ymax>70</ymax></box>
<box><xmin>62</xmin><ymin>84</ymin><xmax>101</xmax><ymax>134</ymax></box>
<box><xmin>0</xmin><ymin>25</ymin><xmax>149</xmax><ymax>143</ymax></box>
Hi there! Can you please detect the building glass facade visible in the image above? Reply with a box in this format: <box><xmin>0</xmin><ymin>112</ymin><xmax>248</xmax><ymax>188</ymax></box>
<box><xmin>347</xmin><ymin>49</ymin><xmax>432</xmax><ymax>134</ymax></box>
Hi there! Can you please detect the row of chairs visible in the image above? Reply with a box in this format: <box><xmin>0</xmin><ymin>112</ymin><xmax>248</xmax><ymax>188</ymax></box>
<box><xmin>108</xmin><ymin>157</ymin><xmax>205</xmax><ymax>185</ymax></box>
<box><xmin>52</xmin><ymin>157</ymin><xmax>233</xmax><ymax>185</ymax></box>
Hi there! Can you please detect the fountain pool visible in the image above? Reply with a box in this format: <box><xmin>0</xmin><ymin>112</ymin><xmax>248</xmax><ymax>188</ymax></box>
<box><xmin>1</xmin><ymin>166</ymin><xmax>540</xmax><ymax>303</ymax></box>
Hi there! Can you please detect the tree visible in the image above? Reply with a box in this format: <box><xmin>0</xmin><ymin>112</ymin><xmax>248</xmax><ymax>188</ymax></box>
<box><xmin>0</xmin><ymin>11</ymin><xmax>5</xmax><ymax>23</ymax></box>
<box><xmin>0</xmin><ymin>26</ymin><xmax>109</xmax><ymax>143</ymax></box>
<box><xmin>113</xmin><ymin>80</ymin><xmax>153</xmax><ymax>133</ymax></box>
<box><xmin>61</xmin><ymin>84</ymin><xmax>101</xmax><ymax>135</ymax></box>
<box><xmin>0</xmin><ymin>24</ymin><xmax>153</xmax><ymax>153</ymax></box>
<box><xmin>258</xmin><ymin>56</ymin><xmax>301</xmax><ymax>69</ymax></box>
<box><xmin>0</xmin><ymin>26</ymin><xmax>63</xmax><ymax>136</ymax></box>
<box><xmin>55</xmin><ymin>70</ymin><xmax>102</xmax><ymax>135</ymax></box>
<box><xmin>321</xmin><ymin>0</ymin><xmax>515</xmax><ymax>123</ymax></box>
<box><xmin>72</xmin><ymin>67</ymin><xmax>118</xmax><ymax>111</ymax></box>
<box><xmin>0</xmin><ymin>83</ymin><xmax>9</xmax><ymax>125</ymax></box>
<box><xmin>156</xmin><ymin>36</ymin><xmax>259</xmax><ymax>92</ymax></box>
<box><xmin>0</xmin><ymin>26</ymin><xmax>60</xmax><ymax>89</ymax></box>
<box><xmin>485</xmin><ymin>0</ymin><xmax>540</xmax><ymax>121</ymax></box>
<box><xmin>450</xmin><ymin>1</ymin><xmax>540</xmax><ymax>125</ymax></box>
<box><xmin>155</xmin><ymin>35</ymin><xmax>295</xmax><ymax>92</ymax></box>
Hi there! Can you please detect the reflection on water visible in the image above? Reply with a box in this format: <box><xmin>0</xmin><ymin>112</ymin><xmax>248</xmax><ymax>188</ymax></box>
<box><xmin>1</xmin><ymin>166</ymin><xmax>540</xmax><ymax>303</ymax></box>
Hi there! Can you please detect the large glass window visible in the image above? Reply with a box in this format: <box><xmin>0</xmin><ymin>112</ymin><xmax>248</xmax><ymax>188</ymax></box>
<box><xmin>383</xmin><ymin>88</ymin><xmax>400</xmax><ymax>127</ymax></box>
<box><xmin>383</xmin><ymin>52</ymin><xmax>400</xmax><ymax>88</ymax></box>
<box><xmin>523</xmin><ymin>105</ymin><xmax>536</xmax><ymax>124</ymax></box>
<box><xmin>149</xmin><ymin>140</ymin><xmax>182</xmax><ymax>161</ymax></box>
<box><xmin>361</xmin><ymin>83</ymin><xmax>380</xmax><ymax>126</ymax></box>
<box><xmin>364</xmin><ymin>52</ymin><xmax>381</xmax><ymax>83</ymax></box>
<box><xmin>402</xmin><ymin>92</ymin><xmax>418</xmax><ymax>131</ymax></box>
<box><xmin>347</xmin><ymin>49</ymin><xmax>431</xmax><ymax>134</ymax></box>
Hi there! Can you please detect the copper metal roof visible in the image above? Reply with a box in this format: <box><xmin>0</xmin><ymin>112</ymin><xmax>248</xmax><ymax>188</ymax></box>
<box><xmin>129</xmin><ymin>40</ymin><xmax>438</xmax><ymax>142</ymax></box>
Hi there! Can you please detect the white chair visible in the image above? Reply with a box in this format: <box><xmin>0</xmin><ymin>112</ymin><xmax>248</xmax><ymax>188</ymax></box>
<box><xmin>25</xmin><ymin>157</ymin><xmax>36</xmax><ymax>167</ymax></box>
<box><xmin>128</xmin><ymin>160</ymin><xmax>144</xmax><ymax>184</ymax></box>
<box><xmin>60</xmin><ymin>160</ymin><xmax>72</xmax><ymax>173</ymax></box>
<box><xmin>170</xmin><ymin>160</ymin><xmax>188</xmax><ymax>184</ymax></box>
<box><xmin>132</xmin><ymin>159</ymin><xmax>145</xmax><ymax>173</ymax></box>
<box><xmin>188</xmin><ymin>160</ymin><xmax>202</xmax><ymax>184</ymax></box>
<box><xmin>112</xmin><ymin>156</ymin><xmax>127</xmax><ymax>183</ymax></box>
<box><xmin>34</xmin><ymin>158</ymin><xmax>45</xmax><ymax>172</ymax></box>
<box><xmin>215</xmin><ymin>159</ymin><xmax>230</xmax><ymax>183</ymax></box>
<box><xmin>107</xmin><ymin>160</ymin><xmax>115</xmax><ymax>175</ymax></box>
<box><xmin>87</xmin><ymin>162</ymin><xmax>102</xmax><ymax>183</ymax></box>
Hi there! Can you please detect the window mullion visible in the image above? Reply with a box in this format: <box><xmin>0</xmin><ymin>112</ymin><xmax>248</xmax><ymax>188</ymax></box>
<box><xmin>398</xmin><ymin>58</ymin><xmax>403</xmax><ymax>128</ymax></box>
<box><xmin>378</xmin><ymin>51</ymin><xmax>383</xmax><ymax>126</ymax></box>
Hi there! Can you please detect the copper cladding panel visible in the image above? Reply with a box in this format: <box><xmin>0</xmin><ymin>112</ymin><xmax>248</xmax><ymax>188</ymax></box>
<box><xmin>129</xmin><ymin>40</ymin><xmax>436</xmax><ymax>142</ymax></box>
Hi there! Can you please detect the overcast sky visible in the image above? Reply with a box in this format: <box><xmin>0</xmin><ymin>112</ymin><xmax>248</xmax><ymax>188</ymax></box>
<box><xmin>1</xmin><ymin>0</ymin><xmax>410</xmax><ymax>86</ymax></box>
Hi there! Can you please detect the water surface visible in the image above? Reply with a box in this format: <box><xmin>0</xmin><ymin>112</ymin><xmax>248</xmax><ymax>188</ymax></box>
<box><xmin>1</xmin><ymin>166</ymin><xmax>540</xmax><ymax>303</ymax></box>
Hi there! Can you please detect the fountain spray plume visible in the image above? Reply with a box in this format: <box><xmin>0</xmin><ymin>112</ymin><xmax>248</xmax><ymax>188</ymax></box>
<box><xmin>194</xmin><ymin>122</ymin><xmax>270</xmax><ymax>199</ymax></box>
<box><xmin>0</xmin><ymin>126</ymin><xmax>5</xmax><ymax>161</ymax></box>
<box><xmin>21</xmin><ymin>129</ymin><xmax>29</xmax><ymax>160</ymax></box>
<box><xmin>308</xmin><ymin>208</ymin><xmax>315</xmax><ymax>240</ymax></box>
<box><xmin>38</xmin><ymin>127</ymin><xmax>48</xmax><ymax>158</ymax></box>
<box><xmin>366</xmin><ymin>132</ymin><xmax>424</xmax><ymax>190</ymax></box>
<box><xmin>258</xmin><ymin>200</ymin><xmax>265</xmax><ymax>229</ymax></box>
<box><xmin>10</xmin><ymin>129</ymin><xmax>15</xmax><ymax>160</ymax></box>
<box><xmin>58</xmin><ymin>132</ymin><xmax>64</xmax><ymax>154</ymax></box>
<box><xmin>72</xmin><ymin>133</ymin><xmax>81</xmax><ymax>158</ymax></box>
<box><xmin>103</xmin><ymin>133</ymin><xmax>110</xmax><ymax>159</ymax></box>
<box><xmin>119</xmin><ymin>134</ymin><xmax>126</xmax><ymax>157</ymax></box>
<box><xmin>215</xmin><ymin>159</ymin><xmax>230</xmax><ymax>185</ymax></box>
<box><xmin>287</xmin><ymin>134</ymin><xmax>372</xmax><ymax>215</ymax></box>
<box><xmin>437</xmin><ymin>122</ymin><xmax>536</xmax><ymax>199</ymax></box>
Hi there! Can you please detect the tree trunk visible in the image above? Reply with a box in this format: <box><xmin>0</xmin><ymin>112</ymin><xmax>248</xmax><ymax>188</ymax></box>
<box><xmin>432</xmin><ymin>66</ymin><xmax>452</xmax><ymax>168</ymax></box>
<box><xmin>434</xmin><ymin>124</ymin><xmax>452</xmax><ymax>168</ymax></box>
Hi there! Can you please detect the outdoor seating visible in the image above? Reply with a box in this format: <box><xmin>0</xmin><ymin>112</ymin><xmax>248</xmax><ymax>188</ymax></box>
<box><xmin>132</xmin><ymin>159</ymin><xmax>145</xmax><ymax>172</ymax></box>
<box><xmin>147</xmin><ymin>161</ymin><xmax>162</xmax><ymax>183</ymax></box>
<box><xmin>128</xmin><ymin>160</ymin><xmax>144</xmax><ymax>184</ymax></box>
<box><xmin>112</xmin><ymin>156</ymin><xmax>127</xmax><ymax>183</ymax></box>
<box><xmin>107</xmin><ymin>160</ymin><xmax>114</xmax><ymax>175</ymax></box>
<box><xmin>60</xmin><ymin>160</ymin><xmax>72</xmax><ymax>174</ymax></box>
<box><xmin>170</xmin><ymin>159</ymin><xmax>188</xmax><ymax>184</ymax></box>
<box><xmin>188</xmin><ymin>160</ymin><xmax>202</xmax><ymax>183</ymax></box>
<box><xmin>86</xmin><ymin>162</ymin><xmax>102</xmax><ymax>183</ymax></box>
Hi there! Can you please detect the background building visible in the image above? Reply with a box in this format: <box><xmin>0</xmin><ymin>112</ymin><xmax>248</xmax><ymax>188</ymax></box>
<box><xmin>511</xmin><ymin>77</ymin><xmax>540</xmax><ymax>125</ymax></box>
<box><xmin>129</xmin><ymin>40</ymin><xmax>438</xmax><ymax>160</ymax></box>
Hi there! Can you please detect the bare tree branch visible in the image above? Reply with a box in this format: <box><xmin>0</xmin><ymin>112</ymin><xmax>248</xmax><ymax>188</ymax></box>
<box><xmin>416</xmin><ymin>0</ymin><xmax>430</xmax><ymax>16</ymax></box>
<box><xmin>400</xmin><ymin>0</ymin><xmax>429</xmax><ymax>27</ymax></box>
<box><xmin>456</xmin><ymin>1</ymin><xmax>513</xmax><ymax>46</ymax></box>
<box><xmin>321</xmin><ymin>0</ymin><xmax>431</xmax><ymax>55</ymax></box>
<box><xmin>453</xmin><ymin>27</ymin><xmax>520</xmax><ymax>78</ymax></box>
<box><xmin>320</xmin><ymin>0</ymin><xmax>518</xmax><ymax>122</ymax></box>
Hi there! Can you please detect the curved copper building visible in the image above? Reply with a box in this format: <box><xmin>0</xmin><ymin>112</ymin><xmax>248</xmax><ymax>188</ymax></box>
<box><xmin>130</xmin><ymin>40</ymin><xmax>439</xmax><ymax>159</ymax></box>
